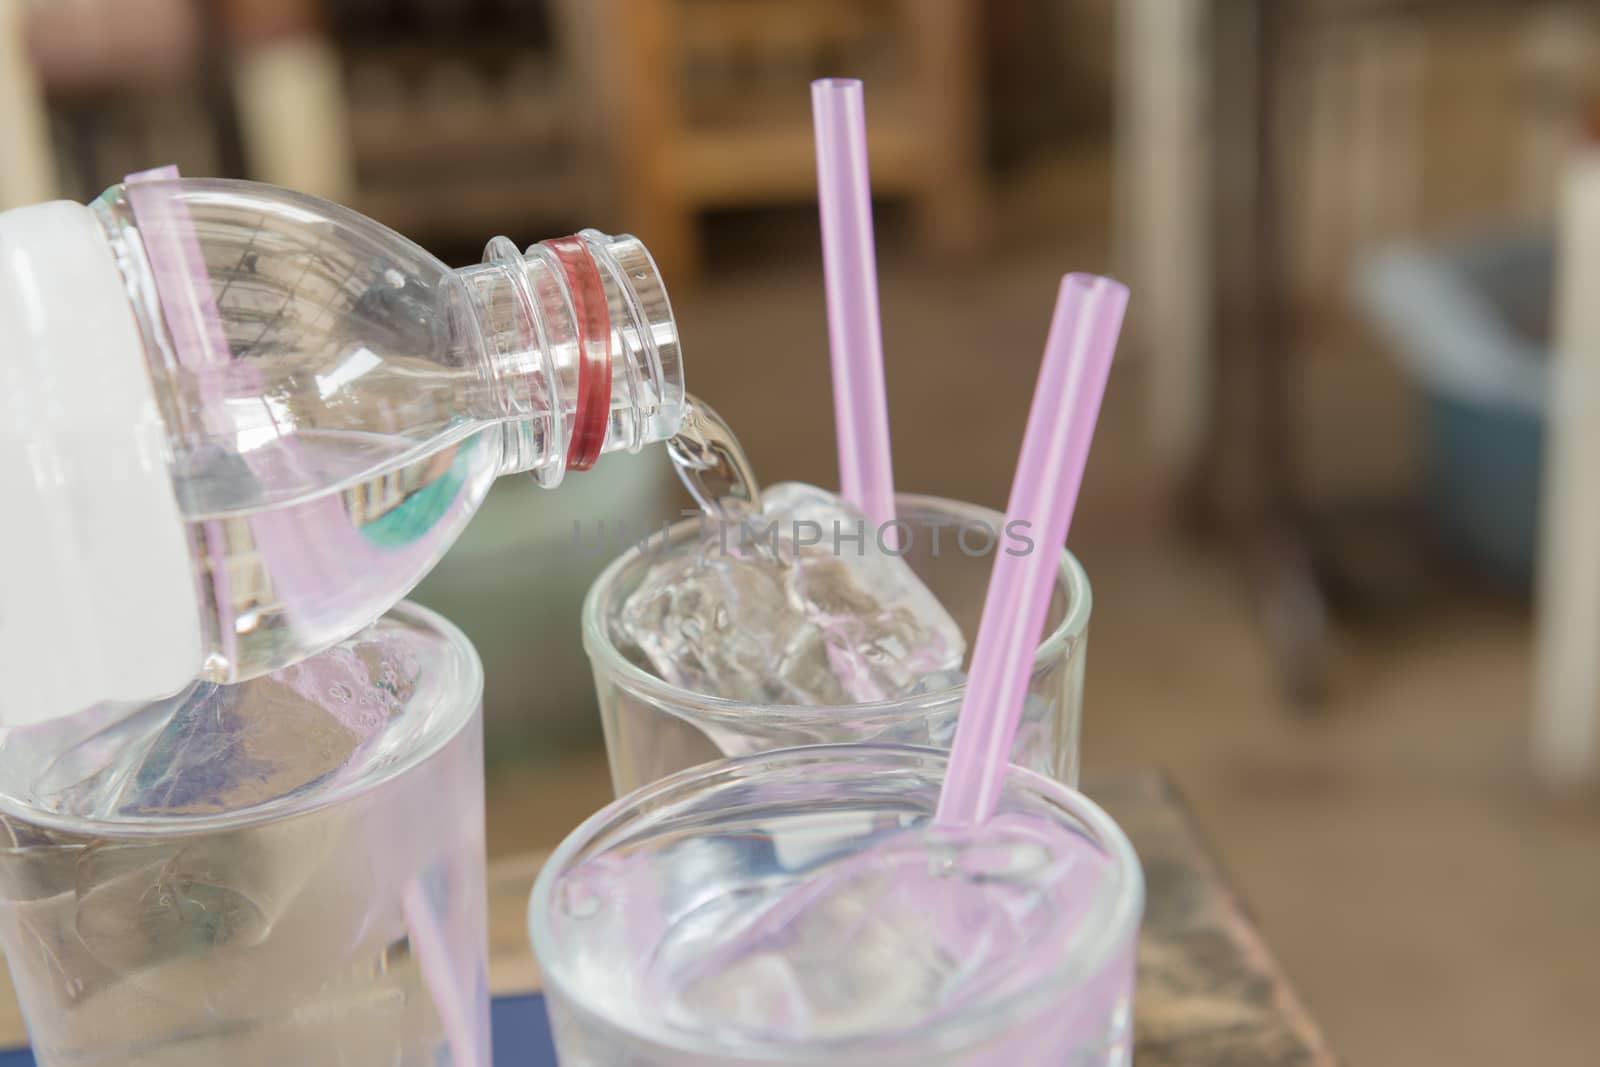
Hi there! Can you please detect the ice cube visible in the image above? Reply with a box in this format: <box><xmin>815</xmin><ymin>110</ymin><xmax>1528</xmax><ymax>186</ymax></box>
<box><xmin>613</xmin><ymin>483</ymin><xmax>965</xmax><ymax>704</ymax></box>
<box><xmin>663</xmin><ymin>867</ymin><xmax>952</xmax><ymax>1040</ymax></box>
<box><xmin>910</xmin><ymin>669</ymin><xmax>968</xmax><ymax>695</ymax></box>
<box><xmin>656</xmin><ymin>824</ymin><xmax>1079</xmax><ymax>1043</ymax></box>
<box><xmin>614</xmin><ymin>542</ymin><xmax>843</xmax><ymax>705</ymax></box>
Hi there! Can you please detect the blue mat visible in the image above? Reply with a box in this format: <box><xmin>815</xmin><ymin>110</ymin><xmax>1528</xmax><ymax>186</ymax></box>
<box><xmin>0</xmin><ymin>991</ymin><xmax>557</xmax><ymax>1066</ymax></box>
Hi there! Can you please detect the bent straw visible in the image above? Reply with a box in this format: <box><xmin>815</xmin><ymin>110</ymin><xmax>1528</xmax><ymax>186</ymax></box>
<box><xmin>812</xmin><ymin>78</ymin><xmax>897</xmax><ymax>533</ymax></box>
<box><xmin>404</xmin><ymin>881</ymin><xmax>487</xmax><ymax>1067</ymax></box>
<box><xmin>936</xmin><ymin>274</ymin><xmax>1129</xmax><ymax>828</ymax></box>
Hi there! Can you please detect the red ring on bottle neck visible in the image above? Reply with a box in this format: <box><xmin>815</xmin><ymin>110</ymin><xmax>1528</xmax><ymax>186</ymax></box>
<box><xmin>545</xmin><ymin>236</ymin><xmax>613</xmax><ymax>472</ymax></box>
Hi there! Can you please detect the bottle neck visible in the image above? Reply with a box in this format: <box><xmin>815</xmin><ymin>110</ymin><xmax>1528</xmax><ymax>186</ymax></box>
<box><xmin>454</xmin><ymin>230</ymin><xmax>684</xmax><ymax>486</ymax></box>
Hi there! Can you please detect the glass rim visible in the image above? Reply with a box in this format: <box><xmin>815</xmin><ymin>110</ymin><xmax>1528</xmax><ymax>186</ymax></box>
<box><xmin>580</xmin><ymin>492</ymin><xmax>1093</xmax><ymax>725</ymax></box>
<box><xmin>0</xmin><ymin>601</ymin><xmax>484</xmax><ymax>838</ymax></box>
<box><xmin>528</xmin><ymin>742</ymin><xmax>1144</xmax><ymax>1062</ymax></box>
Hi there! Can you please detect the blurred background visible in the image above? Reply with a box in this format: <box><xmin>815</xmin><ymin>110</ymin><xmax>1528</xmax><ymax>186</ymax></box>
<box><xmin>5</xmin><ymin>0</ymin><xmax>1600</xmax><ymax>1062</ymax></box>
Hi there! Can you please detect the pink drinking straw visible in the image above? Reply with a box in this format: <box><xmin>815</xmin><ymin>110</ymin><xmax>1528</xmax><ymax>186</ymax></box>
<box><xmin>936</xmin><ymin>274</ymin><xmax>1129</xmax><ymax>829</ymax></box>
<box><xmin>812</xmin><ymin>78</ymin><xmax>897</xmax><ymax>533</ymax></box>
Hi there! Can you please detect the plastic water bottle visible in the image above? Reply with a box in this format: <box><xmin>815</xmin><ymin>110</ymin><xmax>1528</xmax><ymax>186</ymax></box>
<box><xmin>0</xmin><ymin>172</ymin><xmax>685</xmax><ymax>725</ymax></box>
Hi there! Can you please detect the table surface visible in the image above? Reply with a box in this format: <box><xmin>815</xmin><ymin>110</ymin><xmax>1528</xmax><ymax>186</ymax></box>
<box><xmin>0</xmin><ymin>771</ymin><xmax>1338</xmax><ymax>1065</ymax></box>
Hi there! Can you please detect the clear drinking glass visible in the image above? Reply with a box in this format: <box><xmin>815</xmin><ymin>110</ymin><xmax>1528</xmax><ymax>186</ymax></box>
<box><xmin>0</xmin><ymin>602</ymin><xmax>489</xmax><ymax>1067</ymax></box>
<box><xmin>529</xmin><ymin>743</ymin><xmax>1143</xmax><ymax>1066</ymax></box>
<box><xmin>583</xmin><ymin>493</ymin><xmax>1092</xmax><ymax>795</ymax></box>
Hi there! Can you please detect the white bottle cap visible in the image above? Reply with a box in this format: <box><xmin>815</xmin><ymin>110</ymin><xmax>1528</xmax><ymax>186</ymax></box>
<box><xmin>0</xmin><ymin>200</ymin><xmax>201</xmax><ymax>725</ymax></box>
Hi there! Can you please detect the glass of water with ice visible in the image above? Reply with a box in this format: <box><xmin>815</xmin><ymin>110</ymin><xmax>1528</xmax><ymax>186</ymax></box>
<box><xmin>584</xmin><ymin>490</ymin><xmax>1092</xmax><ymax>796</ymax></box>
<box><xmin>0</xmin><ymin>603</ymin><xmax>488</xmax><ymax>1067</ymax></box>
<box><xmin>530</xmin><ymin>743</ymin><xmax>1142</xmax><ymax>1066</ymax></box>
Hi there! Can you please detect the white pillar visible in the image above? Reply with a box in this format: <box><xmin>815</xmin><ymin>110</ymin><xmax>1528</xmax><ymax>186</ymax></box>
<box><xmin>1516</xmin><ymin>8</ymin><xmax>1594</xmax><ymax>224</ymax></box>
<box><xmin>0</xmin><ymin>0</ymin><xmax>57</xmax><ymax>209</ymax></box>
<box><xmin>1113</xmin><ymin>0</ymin><xmax>1211</xmax><ymax>484</ymax></box>
<box><xmin>234</xmin><ymin>35</ymin><xmax>355</xmax><ymax>203</ymax></box>
<box><xmin>1533</xmin><ymin>150</ymin><xmax>1600</xmax><ymax>786</ymax></box>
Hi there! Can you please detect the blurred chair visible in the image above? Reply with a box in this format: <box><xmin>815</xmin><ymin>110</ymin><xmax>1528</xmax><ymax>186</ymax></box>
<box><xmin>326</xmin><ymin>0</ymin><xmax>602</xmax><ymax>242</ymax></box>
<box><xmin>559</xmin><ymin>0</ymin><xmax>989</xmax><ymax>281</ymax></box>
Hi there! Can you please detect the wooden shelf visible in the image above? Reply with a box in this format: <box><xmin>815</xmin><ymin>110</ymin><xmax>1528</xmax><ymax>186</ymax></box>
<box><xmin>562</xmin><ymin>0</ymin><xmax>988</xmax><ymax>280</ymax></box>
<box><xmin>669</xmin><ymin>118</ymin><xmax>926</xmax><ymax>205</ymax></box>
<box><xmin>332</xmin><ymin>1</ymin><xmax>987</xmax><ymax>277</ymax></box>
<box><xmin>347</xmin><ymin>100</ymin><xmax>572</xmax><ymax>166</ymax></box>
<box><xmin>354</xmin><ymin>166</ymin><xmax>598</xmax><ymax>241</ymax></box>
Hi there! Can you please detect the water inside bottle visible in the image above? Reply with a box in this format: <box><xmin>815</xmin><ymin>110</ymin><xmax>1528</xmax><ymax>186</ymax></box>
<box><xmin>179</xmin><ymin>428</ymin><xmax>500</xmax><ymax>683</ymax></box>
